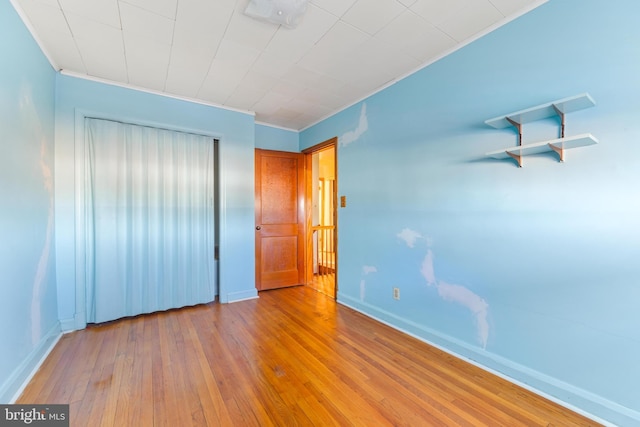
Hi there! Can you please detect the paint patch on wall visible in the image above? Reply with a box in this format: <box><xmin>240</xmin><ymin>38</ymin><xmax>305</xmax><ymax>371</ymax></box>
<box><xmin>339</xmin><ymin>103</ymin><xmax>368</xmax><ymax>147</ymax></box>
<box><xmin>20</xmin><ymin>83</ymin><xmax>55</xmax><ymax>346</ymax></box>
<box><xmin>360</xmin><ymin>265</ymin><xmax>377</xmax><ymax>301</ymax></box>
<box><xmin>362</xmin><ymin>265</ymin><xmax>377</xmax><ymax>275</ymax></box>
<box><xmin>401</xmin><ymin>228</ymin><xmax>489</xmax><ymax>349</ymax></box>
<box><xmin>397</xmin><ymin>228</ymin><xmax>422</xmax><ymax>248</ymax></box>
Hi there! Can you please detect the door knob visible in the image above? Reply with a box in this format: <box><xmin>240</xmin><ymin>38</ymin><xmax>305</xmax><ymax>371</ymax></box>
<box><xmin>256</xmin><ymin>226</ymin><xmax>261</xmax><ymax>230</ymax></box>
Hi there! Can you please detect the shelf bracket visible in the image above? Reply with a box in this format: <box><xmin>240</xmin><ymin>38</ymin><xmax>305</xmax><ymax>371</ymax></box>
<box><xmin>505</xmin><ymin>117</ymin><xmax>523</xmax><ymax>146</ymax></box>
<box><xmin>506</xmin><ymin>151</ymin><xmax>523</xmax><ymax>168</ymax></box>
<box><xmin>548</xmin><ymin>143</ymin><xmax>565</xmax><ymax>162</ymax></box>
<box><xmin>552</xmin><ymin>104</ymin><xmax>566</xmax><ymax>138</ymax></box>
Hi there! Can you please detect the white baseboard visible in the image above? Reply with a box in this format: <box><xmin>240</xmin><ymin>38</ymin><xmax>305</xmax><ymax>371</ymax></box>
<box><xmin>59</xmin><ymin>317</ymin><xmax>76</xmax><ymax>332</ymax></box>
<box><xmin>0</xmin><ymin>322</ymin><xmax>61</xmax><ymax>403</ymax></box>
<box><xmin>223</xmin><ymin>289</ymin><xmax>259</xmax><ymax>303</ymax></box>
<box><xmin>337</xmin><ymin>292</ymin><xmax>638</xmax><ymax>427</ymax></box>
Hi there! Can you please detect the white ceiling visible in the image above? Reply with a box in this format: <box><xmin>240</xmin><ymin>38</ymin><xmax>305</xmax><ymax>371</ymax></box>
<box><xmin>13</xmin><ymin>0</ymin><xmax>544</xmax><ymax>130</ymax></box>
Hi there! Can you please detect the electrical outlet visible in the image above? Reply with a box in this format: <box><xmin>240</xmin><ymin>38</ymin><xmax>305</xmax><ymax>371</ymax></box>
<box><xmin>393</xmin><ymin>287</ymin><xmax>400</xmax><ymax>300</ymax></box>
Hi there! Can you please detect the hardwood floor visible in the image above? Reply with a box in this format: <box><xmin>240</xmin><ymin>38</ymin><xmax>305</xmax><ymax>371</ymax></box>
<box><xmin>19</xmin><ymin>285</ymin><xmax>599</xmax><ymax>426</ymax></box>
<box><xmin>308</xmin><ymin>272</ymin><xmax>335</xmax><ymax>298</ymax></box>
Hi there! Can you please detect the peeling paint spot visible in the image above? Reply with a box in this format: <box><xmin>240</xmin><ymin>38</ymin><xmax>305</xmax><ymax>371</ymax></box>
<box><xmin>20</xmin><ymin>83</ymin><xmax>54</xmax><ymax>346</ymax></box>
<box><xmin>339</xmin><ymin>103</ymin><xmax>368</xmax><ymax>147</ymax></box>
<box><xmin>397</xmin><ymin>227</ymin><xmax>422</xmax><ymax>248</ymax></box>
<box><xmin>400</xmin><ymin>227</ymin><xmax>490</xmax><ymax>349</ymax></box>
<box><xmin>362</xmin><ymin>265</ymin><xmax>377</xmax><ymax>275</ymax></box>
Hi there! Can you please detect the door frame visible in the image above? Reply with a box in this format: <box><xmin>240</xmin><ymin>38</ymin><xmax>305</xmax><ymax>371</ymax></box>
<box><xmin>303</xmin><ymin>137</ymin><xmax>338</xmax><ymax>299</ymax></box>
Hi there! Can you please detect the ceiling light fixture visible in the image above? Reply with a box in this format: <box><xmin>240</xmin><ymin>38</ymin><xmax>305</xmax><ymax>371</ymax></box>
<box><xmin>244</xmin><ymin>0</ymin><xmax>308</xmax><ymax>29</ymax></box>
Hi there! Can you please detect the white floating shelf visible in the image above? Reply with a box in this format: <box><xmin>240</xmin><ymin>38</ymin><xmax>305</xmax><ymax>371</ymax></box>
<box><xmin>485</xmin><ymin>133</ymin><xmax>598</xmax><ymax>166</ymax></box>
<box><xmin>486</xmin><ymin>133</ymin><xmax>598</xmax><ymax>159</ymax></box>
<box><xmin>484</xmin><ymin>93</ymin><xmax>597</xmax><ymax>167</ymax></box>
<box><xmin>485</xmin><ymin>93</ymin><xmax>595</xmax><ymax>129</ymax></box>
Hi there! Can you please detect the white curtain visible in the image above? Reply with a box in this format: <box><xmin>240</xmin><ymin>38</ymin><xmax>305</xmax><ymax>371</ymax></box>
<box><xmin>85</xmin><ymin>118</ymin><xmax>215</xmax><ymax>323</ymax></box>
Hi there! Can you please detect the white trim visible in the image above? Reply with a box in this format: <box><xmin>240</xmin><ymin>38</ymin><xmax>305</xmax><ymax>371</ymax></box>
<box><xmin>1</xmin><ymin>323</ymin><xmax>61</xmax><ymax>403</ymax></box>
<box><xmin>59</xmin><ymin>317</ymin><xmax>76</xmax><ymax>332</ymax></box>
<box><xmin>299</xmin><ymin>0</ymin><xmax>550</xmax><ymax>132</ymax></box>
<box><xmin>255</xmin><ymin>120</ymin><xmax>298</xmax><ymax>133</ymax></box>
<box><xmin>226</xmin><ymin>295</ymin><xmax>260</xmax><ymax>304</ymax></box>
<box><xmin>8</xmin><ymin>0</ymin><xmax>59</xmax><ymax>72</ymax></box>
<box><xmin>60</xmin><ymin>70</ymin><xmax>256</xmax><ymax>118</ymax></box>
<box><xmin>222</xmin><ymin>288</ymin><xmax>259</xmax><ymax>303</ymax></box>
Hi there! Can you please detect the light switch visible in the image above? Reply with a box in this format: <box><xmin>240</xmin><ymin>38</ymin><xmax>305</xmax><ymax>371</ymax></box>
<box><xmin>340</xmin><ymin>196</ymin><xmax>346</xmax><ymax>207</ymax></box>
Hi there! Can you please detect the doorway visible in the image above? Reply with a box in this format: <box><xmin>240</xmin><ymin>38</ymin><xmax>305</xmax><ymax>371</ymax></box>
<box><xmin>304</xmin><ymin>138</ymin><xmax>337</xmax><ymax>299</ymax></box>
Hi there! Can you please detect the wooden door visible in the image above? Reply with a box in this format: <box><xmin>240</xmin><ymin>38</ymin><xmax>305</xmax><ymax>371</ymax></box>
<box><xmin>255</xmin><ymin>149</ymin><xmax>305</xmax><ymax>291</ymax></box>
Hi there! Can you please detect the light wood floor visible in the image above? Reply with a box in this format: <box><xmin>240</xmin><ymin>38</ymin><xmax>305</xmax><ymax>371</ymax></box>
<box><xmin>308</xmin><ymin>272</ymin><xmax>335</xmax><ymax>298</ymax></box>
<box><xmin>19</xmin><ymin>285</ymin><xmax>600</xmax><ymax>426</ymax></box>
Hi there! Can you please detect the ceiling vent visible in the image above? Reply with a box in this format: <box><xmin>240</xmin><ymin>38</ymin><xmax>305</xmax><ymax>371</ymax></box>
<box><xmin>244</xmin><ymin>0</ymin><xmax>308</xmax><ymax>29</ymax></box>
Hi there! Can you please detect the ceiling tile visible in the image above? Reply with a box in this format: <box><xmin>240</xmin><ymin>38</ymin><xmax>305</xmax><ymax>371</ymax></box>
<box><xmin>198</xmin><ymin>45</ymin><xmax>257</xmax><ymax>104</ymax></box>
<box><xmin>341</xmin><ymin>0</ymin><xmax>405</xmax><ymax>35</ymax></box>
<box><xmin>328</xmin><ymin>82</ymin><xmax>370</xmax><ymax>103</ymax></box>
<box><xmin>253</xmin><ymin>91</ymin><xmax>294</xmax><ymax>117</ymax></box>
<box><xmin>58</xmin><ymin>0</ymin><xmax>120</xmax><ymax>28</ymax></box>
<box><xmin>119</xmin><ymin>0</ymin><xmax>177</xmax><ymax>19</ymax></box>
<box><xmin>251</xmin><ymin>52</ymin><xmax>296</xmax><ymax>79</ymax></box>
<box><xmin>436</xmin><ymin>0</ymin><xmax>503</xmax><ymax>42</ymax></box>
<box><xmin>124</xmin><ymin>34</ymin><xmax>171</xmax><ymax>91</ymax></box>
<box><xmin>270</xmin><ymin>80</ymin><xmax>307</xmax><ymax>99</ymax></box>
<box><xmin>273</xmin><ymin>106</ymin><xmax>304</xmax><ymax>120</ymax></box>
<box><xmin>312</xmin><ymin>74</ymin><xmax>350</xmax><ymax>96</ymax></box>
<box><xmin>409</xmin><ymin>0</ymin><xmax>466</xmax><ymax>26</ymax></box>
<box><xmin>298</xmin><ymin>88</ymin><xmax>346</xmax><ymax>110</ymax></box>
<box><xmin>119</xmin><ymin>1</ymin><xmax>174</xmax><ymax>45</ymax></box>
<box><xmin>350</xmin><ymin>37</ymin><xmax>421</xmax><ymax>82</ymax></box>
<box><xmin>16</xmin><ymin>0</ymin><xmax>70</xmax><ymax>36</ymax></box>
<box><xmin>281</xmin><ymin>65</ymin><xmax>325</xmax><ymax>87</ymax></box>
<box><xmin>224</xmin><ymin>10</ymin><xmax>280</xmax><ymax>51</ymax></box>
<box><xmin>65</xmin><ymin>12</ymin><xmax>126</xmax><ymax>78</ymax></box>
<box><xmin>198</xmin><ymin>70</ymin><xmax>238</xmax><ymax>105</ymax></box>
<box><xmin>284</xmin><ymin>96</ymin><xmax>334</xmax><ymax>117</ymax></box>
<box><xmin>65</xmin><ymin>12</ymin><xmax>115</xmax><ymax>40</ymax></box>
<box><xmin>226</xmin><ymin>86</ymin><xmax>267</xmax><ymax>110</ymax></box>
<box><xmin>74</xmin><ymin>33</ymin><xmax>127</xmax><ymax>82</ymax></box>
<box><xmin>214</xmin><ymin>39</ymin><xmax>261</xmax><ymax>70</ymax></box>
<box><xmin>297</xmin><ymin>21</ymin><xmax>370</xmax><ymax>72</ymax></box>
<box><xmin>324</xmin><ymin>56</ymin><xmax>392</xmax><ymax>93</ymax></box>
<box><xmin>37</xmin><ymin>29</ymin><xmax>86</xmax><ymax>71</ymax></box>
<box><xmin>239</xmin><ymin>70</ymin><xmax>279</xmax><ymax>93</ymax></box>
<box><xmin>164</xmin><ymin>51</ymin><xmax>211</xmax><ymax>96</ymax></box>
<box><xmin>264</xmin><ymin>3</ymin><xmax>338</xmax><ymax>62</ymax></box>
<box><xmin>17</xmin><ymin>0</ymin><xmax>59</xmax><ymax>8</ymax></box>
<box><xmin>490</xmin><ymin>0</ymin><xmax>539</xmax><ymax>17</ymax></box>
<box><xmin>375</xmin><ymin>10</ymin><xmax>455</xmax><ymax>62</ymax></box>
<box><xmin>15</xmin><ymin>0</ymin><xmax>547</xmax><ymax>130</ymax></box>
<box><xmin>173</xmin><ymin>0</ymin><xmax>233</xmax><ymax>49</ymax></box>
<box><xmin>164</xmin><ymin>52</ymin><xmax>210</xmax><ymax>98</ymax></box>
<box><xmin>313</xmin><ymin>20</ymin><xmax>370</xmax><ymax>56</ymax></box>
<box><xmin>309</xmin><ymin>0</ymin><xmax>358</xmax><ymax>17</ymax></box>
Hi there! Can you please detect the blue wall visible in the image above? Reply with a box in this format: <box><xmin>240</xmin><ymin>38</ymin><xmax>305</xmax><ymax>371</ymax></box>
<box><xmin>255</xmin><ymin>123</ymin><xmax>299</xmax><ymax>152</ymax></box>
<box><xmin>5</xmin><ymin>0</ymin><xmax>640</xmax><ymax>422</ymax></box>
<box><xmin>0</xmin><ymin>1</ymin><xmax>60</xmax><ymax>402</ymax></box>
<box><xmin>54</xmin><ymin>76</ymin><xmax>258</xmax><ymax>330</ymax></box>
<box><xmin>301</xmin><ymin>0</ymin><xmax>640</xmax><ymax>424</ymax></box>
